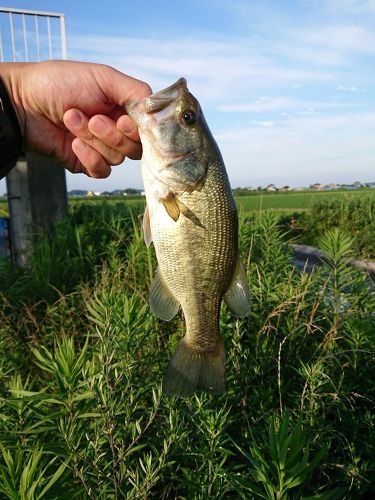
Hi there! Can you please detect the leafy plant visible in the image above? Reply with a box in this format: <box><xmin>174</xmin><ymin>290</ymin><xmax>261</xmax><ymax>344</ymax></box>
<box><xmin>231</xmin><ymin>411</ymin><xmax>344</xmax><ymax>499</ymax></box>
<box><xmin>0</xmin><ymin>204</ymin><xmax>374</xmax><ymax>497</ymax></box>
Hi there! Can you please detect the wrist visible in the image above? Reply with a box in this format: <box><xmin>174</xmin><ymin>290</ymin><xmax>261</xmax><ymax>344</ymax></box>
<box><xmin>0</xmin><ymin>64</ymin><xmax>25</xmax><ymax>176</ymax></box>
<box><xmin>0</xmin><ymin>63</ymin><xmax>27</xmax><ymax>137</ymax></box>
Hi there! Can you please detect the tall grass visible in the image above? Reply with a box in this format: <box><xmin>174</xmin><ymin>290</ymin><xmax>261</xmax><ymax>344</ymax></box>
<box><xmin>281</xmin><ymin>197</ymin><xmax>375</xmax><ymax>259</ymax></box>
<box><xmin>0</xmin><ymin>203</ymin><xmax>374</xmax><ymax>497</ymax></box>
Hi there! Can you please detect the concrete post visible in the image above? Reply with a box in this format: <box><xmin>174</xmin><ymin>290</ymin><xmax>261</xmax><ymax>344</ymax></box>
<box><xmin>6</xmin><ymin>153</ymin><xmax>68</xmax><ymax>266</ymax></box>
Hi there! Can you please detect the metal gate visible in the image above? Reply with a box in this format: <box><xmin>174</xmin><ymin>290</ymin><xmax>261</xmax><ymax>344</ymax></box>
<box><xmin>0</xmin><ymin>7</ymin><xmax>67</xmax><ymax>62</ymax></box>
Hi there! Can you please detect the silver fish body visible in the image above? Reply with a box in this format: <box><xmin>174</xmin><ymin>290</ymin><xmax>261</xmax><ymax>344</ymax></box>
<box><xmin>126</xmin><ymin>78</ymin><xmax>250</xmax><ymax>395</ymax></box>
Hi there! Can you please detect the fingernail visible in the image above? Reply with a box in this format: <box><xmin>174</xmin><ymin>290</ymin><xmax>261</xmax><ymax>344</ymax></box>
<box><xmin>91</xmin><ymin>117</ymin><xmax>108</xmax><ymax>135</ymax></box>
<box><xmin>66</xmin><ymin>110</ymin><xmax>83</xmax><ymax>129</ymax></box>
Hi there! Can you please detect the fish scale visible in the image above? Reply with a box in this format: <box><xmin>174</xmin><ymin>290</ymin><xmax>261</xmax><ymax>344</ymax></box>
<box><xmin>126</xmin><ymin>78</ymin><xmax>251</xmax><ymax>395</ymax></box>
<box><xmin>149</xmin><ymin>161</ymin><xmax>236</xmax><ymax>350</ymax></box>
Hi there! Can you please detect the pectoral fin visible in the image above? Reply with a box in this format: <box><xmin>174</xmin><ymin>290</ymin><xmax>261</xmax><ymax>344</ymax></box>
<box><xmin>150</xmin><ymin>267</ymin><xmax>180</xmax><ymax>320</ymax></box>
<box><xmin>142</xmin><ymin>205</ymin><xmax>153</xmax><ymax>247</ymax></box>
<box><xmin>176</xmin><ymin>198</ymin><xmax>205</xmax><ymax>229</ymax></box>
<box><xmin>162</xmin><ymin>196</ymin><xmax>180</xmax><ymax>221</ymax></box>
<box><xmin>224</xmin><ymin>259</ymin><xmax>251</xmax><ymax>317</ymax></box>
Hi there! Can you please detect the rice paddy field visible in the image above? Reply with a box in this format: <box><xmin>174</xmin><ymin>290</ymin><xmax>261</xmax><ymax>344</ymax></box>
<box><xmin>235</xmin><ymin>188</ymin><xmax>375</xmax><ymax>213</ymax></box>
<box><xmin>0</xmin><ymin>190</ymin><xmax>374</xmax><ymax>498</ymax></box>
<box><xmin>1</xmin><ymin>187</ymin><xmax>375</xmax><ymax>217</ymax></box>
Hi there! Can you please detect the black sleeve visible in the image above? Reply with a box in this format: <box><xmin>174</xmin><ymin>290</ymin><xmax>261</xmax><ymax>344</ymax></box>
<box><xmin>0</xmin><ymin>76</ymin><xmax>24</xmax><ymax>179</ymax></box>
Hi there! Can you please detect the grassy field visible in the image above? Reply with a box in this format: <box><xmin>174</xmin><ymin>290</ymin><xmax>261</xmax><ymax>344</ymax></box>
<box><xmin>1</xmin><ymin>188</ymin><xmax>374</xmax><ymax>218</ymax></box>
<box><xmin>235</xmin><ymin>188</ymin><xmax>375</xmax><ymax>213</ymax></box>
<box><xmin>0</xmin><ymin>203</ymin><xmax>374</xmax><ymax>497</ymax></box>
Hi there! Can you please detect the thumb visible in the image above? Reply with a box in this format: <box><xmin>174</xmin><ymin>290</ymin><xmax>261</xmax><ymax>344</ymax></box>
<box><xmin>98</xmin><ymin>65</ymin><xmax>152</xmax><ymax>107</ymax></box>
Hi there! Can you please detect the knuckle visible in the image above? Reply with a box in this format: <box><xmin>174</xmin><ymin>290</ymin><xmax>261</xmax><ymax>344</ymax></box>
<box><xmin>111</xmin><ymin>154</ymin><xmax>125</xmax><ymax>166</ymax></box>
<box><xmin>140</xmin><ymin>82</ymin><xmax>152</xmax><ymax>96</ymax></box>
<box><xmin>111</xmin><ymin>133</ymin><xmax>125</xmax><ymax>149</ymax></box>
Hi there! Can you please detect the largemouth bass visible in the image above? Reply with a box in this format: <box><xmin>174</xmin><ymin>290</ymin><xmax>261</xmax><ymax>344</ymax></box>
<box><xmin>126</xmin><ymin>78</ymin><xmax>251</xmax><ymax>396</ymax></box>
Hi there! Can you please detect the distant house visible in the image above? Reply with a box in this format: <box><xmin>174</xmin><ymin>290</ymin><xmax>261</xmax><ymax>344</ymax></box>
<box><xmin>87</xmin><ymin>191</ymin><xmax>101</xmax><ymax>197</ymax></box>
<box><xmin>265</xmin><ymin>184</ymin><xmax>277</xmax><ymax>191</ymax></box>
<box><xmin>310</xmin><ymin>183</ymin><xmax>325</xmax><ymax>191</ymax></box>
<box><xmin>111</xmin><ymin>189</ymin><xmax>126</xmax><ymax>196</ymax></box>
<box><xmin>339</xmin><ymin>182</ymin><xmax>363</xmax><ymax>190</ymax></box>
<box><xmin>280</xmin><ymin>185</ymin><xmax>291</xmax><ymax>191</ymax></box>
<box><xmin>323</xmin><ymin>183</ymin><xmax>338</xmax><ymax>190</ymax></box>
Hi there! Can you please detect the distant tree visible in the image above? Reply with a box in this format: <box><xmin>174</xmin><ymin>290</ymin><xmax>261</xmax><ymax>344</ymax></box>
<box><xmin>124</xmin><ymin>188</ymin><xmax>141</xmax><ymax>195</ymax></box>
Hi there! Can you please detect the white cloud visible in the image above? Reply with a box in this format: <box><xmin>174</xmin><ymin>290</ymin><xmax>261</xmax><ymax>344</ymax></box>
<box><xmin>252</xmin><ymin>120</ymin><xmax>275</xmax><ymax>128</ymax></box>
<box><xmin>323</xmin><ymin>0</ymin><xmax>375</xmax><ymax>14</ymax></box>
<box><xmin>216</xmin><ymin>111</ymin><xmax>375</xmax><ymax>187</ymax></box>
<box><xmin>68</xmin><ymin>34</ymin><xmax>335</xmax><ymax>105</ymax></box>
<box><xmin>305</xmin><ymin>25</ymin><xmax>375</xmax><ymax>54</ymax></box>
<box><xmin>337</xmin><ymin>85</ymin><xmax>360</xmax><ymax>92</ymax></box>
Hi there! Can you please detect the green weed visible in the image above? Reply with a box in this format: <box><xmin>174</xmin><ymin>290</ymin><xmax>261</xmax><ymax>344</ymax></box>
<box><xmin>0</xmin><ymin>204</ymin><xmax>373</xmax><ymax>497</ymax></box>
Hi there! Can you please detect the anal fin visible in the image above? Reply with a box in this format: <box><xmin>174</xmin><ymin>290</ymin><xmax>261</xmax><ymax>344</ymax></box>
<box><xmin>150</xmin><ymin>267</ymin><xmax>180</xmax><ymax>320</ymax></box>
<box><xmin>224</xmin><ymin>259</ymin><xmax>251</xmax><ymax>317</ymax></box>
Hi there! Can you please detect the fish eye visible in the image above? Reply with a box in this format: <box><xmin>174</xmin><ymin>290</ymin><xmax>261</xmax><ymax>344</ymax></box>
<box><xmin>182</xmin><ymin>109</ymin><xmax>196</xmax><ymax>126</ymax></box>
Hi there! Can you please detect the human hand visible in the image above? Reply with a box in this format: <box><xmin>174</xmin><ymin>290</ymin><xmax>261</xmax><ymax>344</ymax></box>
<box><xmin>0</xmin><ymin>60</ymin><xmax>151</xmax><ymax>177</ymax></box>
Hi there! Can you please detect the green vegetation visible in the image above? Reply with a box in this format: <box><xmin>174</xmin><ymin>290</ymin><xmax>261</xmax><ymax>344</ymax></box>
<box><xmin>0</xmin><ymin>203</ymin><xmax>374</xmax><ymax>497</ymax></box>
<box><xmin>280</xmin><ymin>197</ymin><xmax>375</xmax><ymax>259</ymax></box>
<box><xmin>235</xmin><ymin>188</ymin><xmax>375</xmax><ymax>213</ymax></box>
<box><xmin>1</xmin><ymin>188</ymin><xmax>375</xmax><ymax>217</ymax></box>
<box><xmin>0</xmin><ymin>200</ymin><xmax>7</xmax><ymax>217</ymax></box>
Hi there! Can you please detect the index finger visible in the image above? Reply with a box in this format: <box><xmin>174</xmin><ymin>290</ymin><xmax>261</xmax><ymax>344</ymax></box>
<box><xmin>97</xmin><ymin>65</ymin><xmax>152</xmax><ymax>106</ymax></box>
<box><xmin>116</xmin><ymin>114</ymin><xmax>141</xmax><ymax>143</ymax></box>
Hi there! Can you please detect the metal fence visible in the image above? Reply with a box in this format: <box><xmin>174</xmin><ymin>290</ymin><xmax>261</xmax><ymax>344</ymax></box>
<box><xmin>0</xmin><ymin>6</ymin><xmax>67</xmax><ymax>62</ymax></box>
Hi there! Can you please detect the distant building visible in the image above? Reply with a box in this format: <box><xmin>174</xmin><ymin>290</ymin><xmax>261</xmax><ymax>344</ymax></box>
<box><xmin>323</xmin><ymin>183</ymin><xmax>339</xmax><ymax>190</ymax></box>
<box><xmin>111</xmin><ymin>189</ymin><xmax>127</xmax><ymax>196</ymax></box>
<box><xmin>87</xmin><ymin>191</ymin><xmax>101</xmax><ymax>197</ymax></box>
<box><xmin>265</xmin><ymin>184</ymin><xmax>277</xmax><ymax>191</ymax></box>
<box><xmin>310</xmin><ymin>183</ymin><xmax>325</xmax><ymax>191</ymax></box>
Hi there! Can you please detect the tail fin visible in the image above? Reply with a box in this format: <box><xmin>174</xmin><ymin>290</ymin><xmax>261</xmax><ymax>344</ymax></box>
<box><xmin>162</xmin><ymin>337</ymin><xmax>226</xmax><ymax>396</ymax></box>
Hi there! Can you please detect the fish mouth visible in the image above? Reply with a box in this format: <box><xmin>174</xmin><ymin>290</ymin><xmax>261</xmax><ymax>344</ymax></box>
<box><xmin>167</xmin><ymin>150</ymin><xmax>192</xmax><ymax>164</ymax></box>
<box><xmin>144</xmin><ymin>78</ymin><xmax>187</xmax><ymax>113</ymax></box>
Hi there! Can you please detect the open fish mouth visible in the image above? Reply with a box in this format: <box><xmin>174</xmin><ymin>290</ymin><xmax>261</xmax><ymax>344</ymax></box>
<box><xmin>144</xmin><ymin>78</ymin><xmax>187</xmax><ymax>113</ymax></box>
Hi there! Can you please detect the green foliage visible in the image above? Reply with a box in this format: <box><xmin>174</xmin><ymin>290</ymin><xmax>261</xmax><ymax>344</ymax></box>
<box><xmin>0</xmin><ymin>204</ymin><xmax>374</xmax><ymax>497</ymax></box>
<box><xmin>288</xmin><ymin>197</ymin><xmax>375</xmax><ymax>259</ymax></box>
<box><xmin>230</xmin><ymin>411</ymin><xmax>345</xmax><ymax>499</ymax></box>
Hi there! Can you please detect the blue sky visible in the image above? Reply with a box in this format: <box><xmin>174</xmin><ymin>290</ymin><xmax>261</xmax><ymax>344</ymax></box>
<box><xmin>1</xmin><ymin>0</ymin><xmax>375</xmax><ymax>193</ymax></box>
